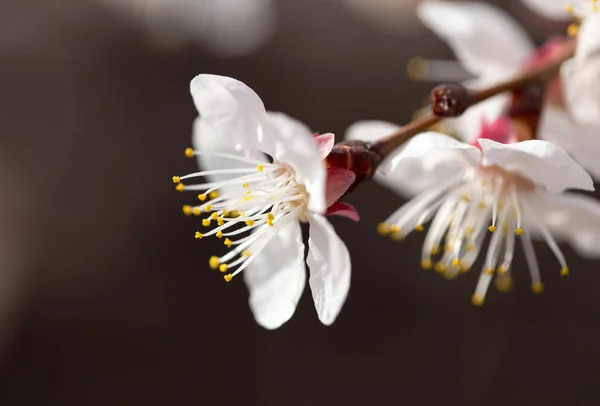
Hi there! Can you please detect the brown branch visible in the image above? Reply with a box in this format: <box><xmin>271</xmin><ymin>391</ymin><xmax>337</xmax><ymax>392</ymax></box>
<box><xmin>370</xmin><ymin>38</ymin><xmax>577</xmax><ymax>158</ymax></box>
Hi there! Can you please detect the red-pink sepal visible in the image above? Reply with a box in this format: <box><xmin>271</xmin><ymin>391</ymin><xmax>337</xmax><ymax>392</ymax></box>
<box><xmin>325</xmin><ymin>202</ymin><xmax>360</xmax><ymax>222</ymax></box>
<box><xmin>314</xmin><ymin>133</ymin><xmax>335</xmax><ymax>160</ymax></box>
<box><xmin>325</xmin><ymin>167</ymin><xmax>356</xmax><ymax>208</ymax></box>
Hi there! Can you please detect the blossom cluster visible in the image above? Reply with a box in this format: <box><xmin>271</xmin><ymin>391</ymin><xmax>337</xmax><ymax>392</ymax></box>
<box><xmin>173</xmin><ymin>1</ymin><xmax>600</xmax><ymax>328</ymax></box>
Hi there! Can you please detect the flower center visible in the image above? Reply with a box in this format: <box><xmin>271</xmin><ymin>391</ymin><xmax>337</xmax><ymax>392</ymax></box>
<box><xmin>378</xmin><ymin>164</ymin><xmax>569</xmax><ymax>304</ymax></box>
<box><xmin>174</xmin><ymin>148</ymin><xmax>309</xmax><ymax>281</ymax></box>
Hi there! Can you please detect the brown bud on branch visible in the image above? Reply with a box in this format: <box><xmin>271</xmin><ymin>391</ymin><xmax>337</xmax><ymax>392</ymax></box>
<box><xmin>431</xmin><ymin>83</ymin><xmax>474</xmax><ymax>117</ymax></box>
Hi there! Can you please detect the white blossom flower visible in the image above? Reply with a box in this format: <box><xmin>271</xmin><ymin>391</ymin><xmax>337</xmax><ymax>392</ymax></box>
<box><xmin>347</xmin><ymin>122</ymin><xmax>600</xmax><ymax>304</ymax></box>
<box><xmin>416</xmin><ymin>0</ymin><xmax>600</xmax><ymax>178</ymax></box>
<box><xmin>174</xmin><ymin>74</ymin><xmax>354</xmax><ymax>329</ymax></box>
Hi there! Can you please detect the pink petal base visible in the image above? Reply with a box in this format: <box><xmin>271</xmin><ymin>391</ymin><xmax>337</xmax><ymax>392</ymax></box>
<box><xmin>471</xmin><ymin>116</ymin><xmax>514</xmax><ymax>147</ymax></box>
<box><xmin>325</xmin><ymin>202</ymin><xmax>360</xmax><ymax>222</ymax></box>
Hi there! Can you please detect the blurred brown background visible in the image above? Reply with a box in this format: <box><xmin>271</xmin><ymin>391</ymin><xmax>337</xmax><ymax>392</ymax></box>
<box><xmin>0</xmin><ymin>0</ymin><xmax>599</xmax><ymax>405</ymax></box>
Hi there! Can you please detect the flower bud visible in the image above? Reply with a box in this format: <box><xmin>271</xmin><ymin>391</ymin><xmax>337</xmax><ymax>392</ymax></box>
<box><xmin>431</xmin><ymin>83</ymin><xmax>473</xmax><ymax>117</ymax></box>
<box><xmin>325</xmin><ymin>140</ymin><xmax>383</xmax><ymax>195</ymax></box>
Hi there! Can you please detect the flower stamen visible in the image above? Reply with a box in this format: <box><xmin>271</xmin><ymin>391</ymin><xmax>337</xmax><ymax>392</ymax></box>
<box><xmin>176</xmin><ymin>148</ymin><xmax>310</xmax><ymax>282</ymax></box>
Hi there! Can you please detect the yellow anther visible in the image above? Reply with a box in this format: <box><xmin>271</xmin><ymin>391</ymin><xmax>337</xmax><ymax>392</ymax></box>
<box><xmin>481</xmin><ymin>180</ymin><xmax>488</xmax><ymax>186</ymax></box>
<box><xmin>444</xmin><ymin>243</ymin><xmax>452</xmax><ymax>253</ymax></box>
<box><xmin>514</xmin><ymin>228</ymin><xmax>524</xmax><ymax>236</ymax></box>
<box><xmin>477</xmin><ymin>202</ymin><xmax>486</xmax><ymax>211</ymax></box>
<box><xmin>243</xmin><ymin>183</ymin><xmax>249</xmax><ymax>188</ymax></box>
<box><xmin>531</xmin><ymin>282</ymin><xmax>544</xmax><ymax>294</ymax></box>
<box><xmin>452</xmin><ymin>258</ymin><xmax>460</xmax><ymax>267</ymax></box>
<box><xmin>267</xmin><ymin>213</ymin><xmax>275</xmax><ymax>227</ymax></box>
<box><xmin>390</xmin><ymin>225</ymin><xmax>399</xmax><ymax>234</ymax></box>
<box><xmin>198</xmin><ymin>194</ymin><xmax>207</xmax><ymax>201</ymax></box>
<box><xmin>202</xmin><ymin>219</ymin><xmax>211</xmax><ymax>227</ymax></box>
<box><xmin>243</xmin><ymin>196</ymin><xmax>254</xmax><ymax>201</ymax></box>
<box><xmin>217</xmin><ymin>217</ymin><xmax>224</xmax><ymax>226</ymax></box>
<box><xmin>430</xmin><ymin>245</ymin><xmax>440</xmax><ymax>256</ymax></box>
<box><xmin>211</xmin><ymin>212</ymin><xmax>218</xmax><ymax>220</ymax></box>
<box><xmin>242</xmin><ymin>249</ymin><xmax>252</xmax><ymax>257</ymax></box>
<box><xmin>245</xmin><ymin>220</ymin><xmax>255</xmax><ymax>227</ymax></box>
<box><xmin>459</xmin><ymin>263</ymin><xmax>470</xmax><ymax>273</ymax></box>
<box><xmin>256</xmin><ymin>164</ymin><xmax>264</xmax><ymax>172</ymax></box>
<box><xmin>172</xmin><ymin>176</ymin><xmax>181</xmax><ymax>184</ymax></box>
<box><xmin>497</xmin><ymin>265</ymin><xmax>508</xmax><ymax>275</ymax></box>
<box><xmin>568</xmin><ymin>23</ymin><xmax>579</xmax><ymax>37</ymax></box>
<box><xmin>224</xmin><ymin>238</ymin><xmax>232</xmax><ymax>248</ymax></box>
<box><xmin>185</xmin><ymin>148</ymin><xmax>194</xmax><ymax>158</ymax></box>
<box><xmin>216</xmin><ymin>230</ymin><xmax>223</xmax><ymax>238</ymax></box>
<box><xmin>229</xmin><ymin>210</ymin><xmax>239</xmax><ymax>218</ymax></box>
<box><xmin>219</xmin><ymin>264</ymin><xmax>228</xmax><ymax>273</ymax></box>
<box><xmin>560</xmin><ymin>267</ymin><xmax>570</xmax><ymax>276</ymax></box>
<box><xmin>194</xmin><ymin>232</ymin><xmax>203</xmax><ymax>239</ymax></box>
<box><xmin>421</xmin><ymin>259</ymin><xmax>432</xmax><ymax>270</ymax></box>
<box><xmin>443</xmin><ymin>271</ymin><xmax>458</xmax><ymax>280</ymax></box>
<box><xmin>465</xmin><ymin>244</ymin><xmax>475</xmax><ymax>252</ymax></box>
<box><xmin>222</xmin><ymin>209</ymin><xmax>230</xmax><ymax>217</ymax></box>
<box><xmin>224</xmin><ymin>274</ymin><xmax>233</xmax><ymax>282</ymax></box>
<box><xmin>377</xmin><ymin>223</ymin><xmax>390</xmax><ymax>236</ymax></box>
<box><xmin>182</xmin><ymin>205</ymin><xmax>192</xmax><ymax>216</ymax></box>
<box><xmin>471</xmin><ymin>294</ymin><xmax>485</xmax><ymax>306</ymax></box>
<box><xmin>204</xmin><ymin>204</ymin><xmax>212</xmax><ymax>212</ymax></box>
<box><xmin>209</xmin><ymin>191</ymin><xmax>219</xmax><ymax>199</ymax></box>
<box><xmin>565</xmin><ymin>4</ymin><xmax>573</xmax><ymax>14</ymax></box>
<box><xmin>390</xmin><ymin>232</ymin><xmax>404</xmax><ymax>241</ymax></box>
<box><xmin>488</xmin><ymin>225</ymin><xmax>496</xmax><ymax>233</ymax></box>
<box><xmin>209</xmin><ymin>256</ymin><xmax>219</xmax><ymax>270</ymax></box>
<box><xmin>484</xmin><ymin>268</ymin><xmax>494</xmax><ymax>275</ymax></box>
<box><xmin>245</xmin><ymin>190</ymin><xmax>252</xmax><ymax>195</ymax></box>
<box><xmin>176</xmin><ymin>183</ymin><xmax>184</xmax><ymax>192</ymax></box>
<box><xmin>434</xmin><ymin>262</ymin><xmax>446</xmax><ymax>273</ymax></box>
<box><xmin>464</xmin><ymin>226</ymin><xmax>474</xmax><ymax>237</ymax></box>
<box><xmin>192</xmin><ymin>208</ymin><xmax>201</xmax><ymax>216</ymax></box>
<box><xmin>495</xmin><ymin>276</ymin><xmax>513</xmax><ymax>293</ymax></box>
<box><xmin>461</xmin><ymin>195</ymin><xmax>470</xmax><ymax>202</ymax></box>
<box><xmin>415</xmin><ymin>224</ymin><xmax>424</xmax><ymax>232</ymax></box>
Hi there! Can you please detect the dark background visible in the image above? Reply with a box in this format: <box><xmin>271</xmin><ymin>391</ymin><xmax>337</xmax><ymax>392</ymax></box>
<box><xmin>0</xmin><ymin>0</ymin><xmax>598</xmax><ymax>404</ymax></box>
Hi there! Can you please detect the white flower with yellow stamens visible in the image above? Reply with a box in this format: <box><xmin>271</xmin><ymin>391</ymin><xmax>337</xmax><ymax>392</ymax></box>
<box><xmin>174</xmin><ymin>74</ymin><xmax>353</xmax><ymax>329</ymax></box>
<box><xmin>348</xmin><ymin>127</ymin><xmax>600</xmax><ymax>304</ymax></box>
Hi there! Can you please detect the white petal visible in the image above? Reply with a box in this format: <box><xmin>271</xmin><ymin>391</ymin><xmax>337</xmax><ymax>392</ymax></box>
<box><xmin>520</xmin><ymin>0</ymin><xmax>572</xmax><ymax>19</ymax></box>
<box><xmin>529</xmin><ymin>192</ymin><xmax>600</xmax><ymax>258</ymax></box>
<box><xmin>561</xmin><ymin>55</ymin><xmax>600</xmax><ymax>127</ymax></box>
<box><xmin>386</xmin><ymin>131</ymin><xmax>480</xmax><ymax>174</ymax></box>
<box><xmin>416</xmin><ymin>1</ymin><xmax>534</xmax><ymax>76</ymax></box>
<box><xmin>189</xmin><ymin>74</ymin><xmax>275</xmax><ymax>155</ymax></box>
<box><xmin>266</xmin><ymin>112</ymin><xmax>327</xmax><ymax>214</ymax></box>
<box><xmin>306</xmin><ymin>214</ymin><xmax>351</xmax><ymax>326</ymax></box>
<box><xmin>537</xmin><ymin>104</ymin><xmax>600</xmax><ymax>178</ymax></box>
<box><xmin>478</xmin><ymin>138</ymin><xmax>594</xmax><ymax>193</ymax></box>
<box><xmin>243</xmin><ymin>220</ymin><xmax>306</xmax><ymax>330</ymax></box>
<box><xmin>191</xmin><ymin>117</ymin><xmax>266</xmax><ymax>196</ymax></box>
<box><xmin>574</xmin><ymin>17</ymin><xmax>600</xmax><ymax>60</ymax></box>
